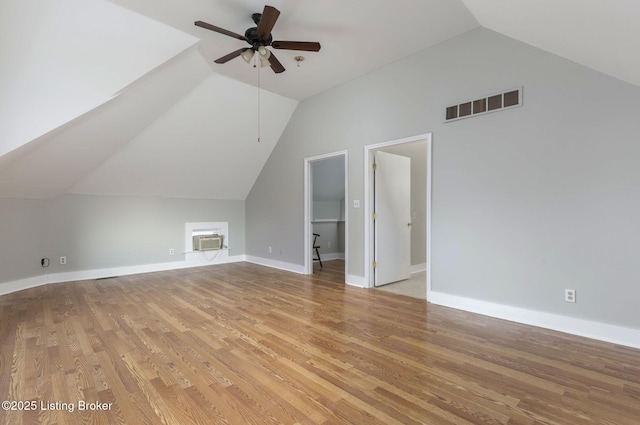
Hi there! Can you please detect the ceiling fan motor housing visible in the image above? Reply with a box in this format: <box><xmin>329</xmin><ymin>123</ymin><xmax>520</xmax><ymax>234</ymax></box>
<box><xmin>245</xmin><ymin>26</ymin><xmax>273</xmax><ymax>49</ymax></box>
<box><xmin>195</xmin><ymin>5</ymin><xmax>320</xmax><ymax>74</ymax></box>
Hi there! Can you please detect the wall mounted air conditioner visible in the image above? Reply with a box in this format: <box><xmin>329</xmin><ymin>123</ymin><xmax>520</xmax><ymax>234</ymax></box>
<box><xmin>193</xmin><ymin>234</ymin><xmax>222</xmax><ymax>251</ymax></box>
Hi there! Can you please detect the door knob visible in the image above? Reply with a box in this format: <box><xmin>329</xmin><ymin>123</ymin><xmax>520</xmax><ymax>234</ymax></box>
<box><xmin>407</xmin><ymin>221</ymin><xmax>413</xmax><ymax>227</ymax></box>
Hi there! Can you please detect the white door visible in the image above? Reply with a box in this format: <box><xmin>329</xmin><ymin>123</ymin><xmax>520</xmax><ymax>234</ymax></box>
<box><xmin>374</xmin><ymin>151</ymin><xmax>411</xmax><ymax>286</ymax></box>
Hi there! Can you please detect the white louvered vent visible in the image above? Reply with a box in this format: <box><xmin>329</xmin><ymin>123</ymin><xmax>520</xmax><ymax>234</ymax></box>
<box><xmin>445</xmin><ymin>87</ymin><xmax>522</xmax><ymax>122</ymax></box>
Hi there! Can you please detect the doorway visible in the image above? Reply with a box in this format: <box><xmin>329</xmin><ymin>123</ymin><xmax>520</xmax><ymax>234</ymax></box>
<box><xmin>304</xmin><ymin>151</ymin><xmax>348</xmax><ymax>276</ymax></box>
<box><xmin>364</xmin><ymin>134</ymin><xmax>432</xmax><ymax>298</ymax></box>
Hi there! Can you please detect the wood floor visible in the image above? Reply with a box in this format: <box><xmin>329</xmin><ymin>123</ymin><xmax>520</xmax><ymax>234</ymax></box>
<box><xmin>1</xmin><ymin>260</ymin><xmax>639</xmax><ymax>425</ymax></box>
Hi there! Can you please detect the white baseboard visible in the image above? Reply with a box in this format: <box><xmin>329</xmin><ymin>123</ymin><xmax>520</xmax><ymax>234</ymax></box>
<box><xmin>0</xmin><ymin>275</ymin><xmax>48</xmax><ymax>296</ymax></box>
<box><xmin>245</xmin><ymin>256</ymin><xmax>305</xmax><ymax>274</ymax></box>
<box><xmin>7</xmin><ymin>262</ymin><xmax>636</xmax><ymax>351</ymax></box>
<box><xmin>429</xmin><ymin>291</ymin><xmax>640</xmax><ymax>350</ymax></box>
<box><xmin>345</xmin><ymin>265</ymin><xmax>424</xmax><ymax>289</ymax></box>
<box><xmin>0</xmin><ymin>255</ymin><xmax>247</xmax><ymax>296</ymax></box>
<box><xmin>345</xmin><ymin>274</ymin><xmax>366</xmax><ymax>288</ymax></box>
<box><xmin>317</xmin><ymin>252</ymin><xmax>345</xmax><ymax>261</ymax></box>
<box><xmin>410</xmin><ymin>263</ymin><xmax>427</xmax><ymax>274</ymax></box>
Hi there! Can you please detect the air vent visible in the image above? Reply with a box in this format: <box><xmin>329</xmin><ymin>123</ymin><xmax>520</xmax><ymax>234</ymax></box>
<box><xmin>445</xmin><ymin>87</ymin><xmax>522</xmax><ymax>122</ymax></box>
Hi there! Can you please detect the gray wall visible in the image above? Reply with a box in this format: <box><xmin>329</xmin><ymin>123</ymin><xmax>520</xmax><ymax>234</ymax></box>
<box><xmin>312</xmin><ymin>156</ymin><xmax>345</xmax><ymax>207</ymax></box>
<box><xmin>311</xmin><ymin>157</ymin><xmax>346</xmax><ymax>257</ymax></box>
<box><xmin>0</xmin><ymin>195</ymin><xmax>245</xmax><ymax>285</ymax></box>
<box><xmin>312</xmin><ymin>222</ymin><xmax>342</xmax><ymax>257</ymax></box>
<box><xmin>313</xmin><ymin>201</ymin><xmax>341</xmax><ymax>220</ymax></box>
<box><xmin>0</xmin><ymin>199</ymin><xmax>47</xmax><ymax>282</ymax></box>
<box><xmin>246</xmin><ymin>28</ymin><xmax>640</xmax><ymax>329</ymax></box>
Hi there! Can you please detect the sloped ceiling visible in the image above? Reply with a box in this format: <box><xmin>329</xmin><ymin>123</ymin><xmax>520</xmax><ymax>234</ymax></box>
<box><xmin>461</xmin><ymin>0</ymin><xmax>640</xmax><ymax>89</ymax></box>
<box><xmin>70</xmin><ymin>74</ymin><xmax>297</xmax><ymax>200</ymax></box>
<box><xmin>0</xmin><ymin>47</ymin><xmax>212</xmax><ymax>199</ymax></box>
<box><xmin>107</xmin><ymin>0</ymin><xmax>480</xmax><ymax>101</ymax></box>
<box><xmin>0</xmin><ymin>0</ymin><xmax>198</xmax><ymax>156</ymax></box>
<box><xmin>2</xmin><ymin>0</ymin><xmax>640</xmax><ymax>200</ymax></box>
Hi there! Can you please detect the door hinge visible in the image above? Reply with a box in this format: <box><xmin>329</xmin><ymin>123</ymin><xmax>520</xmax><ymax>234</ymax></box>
<box><xmin>372</xmin><ymin>162</ymin><xmax>377</xmax><ymax>170</ymax></box>
<box><xmin>372</xmin><ymin>212</ymin><xmax>377</xmax><ymax>219</ymax></box>
<box><xmin>372</xmin><ymin>261</ymin><xmax>377</xmax><ymax>269</ymax></box>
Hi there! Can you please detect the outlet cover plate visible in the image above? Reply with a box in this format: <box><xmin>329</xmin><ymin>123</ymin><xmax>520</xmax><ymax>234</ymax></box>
<box><xmin>565</xmin><ymin>289</ymin><xmax>576</xmax><ymax>303</ymax></box>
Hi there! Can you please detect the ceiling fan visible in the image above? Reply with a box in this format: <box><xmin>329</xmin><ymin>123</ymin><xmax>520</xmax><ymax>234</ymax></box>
<box><xmin>194</xmin><ymin>5</ymin><xmax>321</xmax><ymax>74</ymax></box>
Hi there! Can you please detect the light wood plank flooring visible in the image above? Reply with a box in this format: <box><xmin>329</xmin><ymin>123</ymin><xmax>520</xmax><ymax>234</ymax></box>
<box><xmin>1</xmin><ymin>260</ymin><xmax>639</xmax><ymax>424</ymax></box>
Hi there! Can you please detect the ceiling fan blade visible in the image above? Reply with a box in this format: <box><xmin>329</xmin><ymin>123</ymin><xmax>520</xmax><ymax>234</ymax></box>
<box><xmin>214</xmin><ymin>48</ymin><xmax>249</xmax><ymax>64</ymax></box>
<box><xmin>194</xmin><ymin>21</ymin><xmax>248</xmax><ymax>41</ymax></box>
<box><xmin>256</xmin><ymin>5</ymin><xmax>280</xmax><ymax>40</ymax></box>
<box><xmin>271</xmin><ymin>41</ymin><xmax>321</xmax><ymax>52</ymax></box>
<box><xmin>268</xmin><ymin>52</ymin><xmax>285</xmax><ymax>74</ymax></box>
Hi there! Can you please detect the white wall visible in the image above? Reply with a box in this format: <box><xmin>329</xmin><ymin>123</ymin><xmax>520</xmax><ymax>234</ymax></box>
<box><xmin>246</xmin><ymin>27</ymin><xmax>640</xmax><ymax>332</ymax></box>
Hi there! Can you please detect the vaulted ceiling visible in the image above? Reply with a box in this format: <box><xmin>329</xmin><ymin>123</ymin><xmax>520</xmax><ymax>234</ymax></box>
<box><xmin>1</xmin><ymin>0</ymin><xmax>639</xmax><ymax>200</ymax></box>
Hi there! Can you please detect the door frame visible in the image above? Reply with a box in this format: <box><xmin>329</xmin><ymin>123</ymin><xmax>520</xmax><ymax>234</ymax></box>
<box><xmin>364</xmin><ymin>133</ymin><xmax>432</xmax><ymax>297</ymax></box>
<box><xmin>303</xmin><ymin>150</ymin><xmax>349</xmax><ymax>276</ymax></box>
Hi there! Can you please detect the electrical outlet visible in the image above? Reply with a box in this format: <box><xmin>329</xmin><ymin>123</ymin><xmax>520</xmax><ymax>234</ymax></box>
<box><xmin>268</xmin><ymin>246</ymin><xmax>272</xmax><ymax>254</ymax></box>
<box><xmin>169</xmin><ymin>248</ymin><xmax>175</xmax><ymax>255</ymax></box>
<box><xmin>280</xmin><ymin>248</ymin><xmax>283</xmax><ymax>255</ymax></box>
<box><xmin>328</xmin><ymin>242</ymin><xmax>331</xmax><ymax>249</ymax></box>
<box><xmin>60</xmin><ymin>256</ymin><xmax>67</xmax><ymax>265</ymax></box>
<box><xmin>565</xmin><ymin>289</ymin><xmax>576</xmax><ymax>303</ymax></box>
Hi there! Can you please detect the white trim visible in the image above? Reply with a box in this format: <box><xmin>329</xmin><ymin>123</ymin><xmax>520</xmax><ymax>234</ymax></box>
<box><xmin>185</xmin><ymin>221</ymin><xmax>230</xmax><ymax>263</ymax></box>
<box><xmin>425</xmin><ymin>138</ymin><xmax>433</xmax><ymax>297</ymax></box>
<box><xmin>303</xmin><ymin>150</ymin><xmax>349</xmax><ymax>276</ymax></box>
<box><xmin>245</xmin><ymin>255</ymin><xmax>305</xmax><ymax>274</ymax></box>
<box><xmin>345</xmin><ymin>274</ymin><xmax>366</xmax><ymax>288</ymax></box>
<box><xmin>314</xmin><ymin>252</ymin><xmax>345</xmax><ymax>262</ymax></box>
<box><xmin>0</xmin><ymin>255</ymin><xmax>247</xmax><ymax>296</ymax></box>
<box><xmin>429</xmin><ymin>291</ymin><xmax>640</xmax><ymax>350</ymax></box>
<box><xmin>314</xmin><ymin>252</ymin><xmax>344</xmax><ymax>261</ymax></box>
<box><xmin>364</xmin><ymin>133</ymin><xmax>433</xmax><ymax>296</ymax></box>
<box><xmin>410</xmin><ymin>263</ymin><xmax>427</xmax><ymax>274</ymax></box>
<box><xmin>4</xmin><ymin>260</ymin><xmax>639</xmax><ymax>350</ymax></box>
<box><xmin>0</xmin><ymin>275</ymin><xmax>48</xmax><ymax>297</ymax></box>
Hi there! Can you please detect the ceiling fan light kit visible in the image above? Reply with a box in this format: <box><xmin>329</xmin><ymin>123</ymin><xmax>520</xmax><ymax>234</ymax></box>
<box><xmin>195</xmin><ymin>4</ymin><xmax>321</xmax><ymax>74</ymax></box>
<box><xmin>241</xmin><ymin>49</ymin><xmax>254</xmax><ymax>64</ymax></box>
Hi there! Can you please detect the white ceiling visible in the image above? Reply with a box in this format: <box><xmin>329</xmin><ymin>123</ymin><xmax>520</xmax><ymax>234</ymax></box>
<box><xmin>2</xmin><ymin>0</ymin><xmax>640</xmax><ymax>200</ymax></box>
<box><xmin>69</xmin><ymin>72</ymin><xmax>298</xmax><ymax>200</ymax></box>
<box><xmin>107</xmin><ymin>0</ymin><xmax>480</xmax><ymax>101</ymax></box>
<box><xmin>0</xmin><ymin>0</ymin><xmax>198</xmax><ymax>156</ymax></box>
<box><xmin>462</xmin><ymin>0</ymin><xmax>640</xmax><ymax>90</ymax></box>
